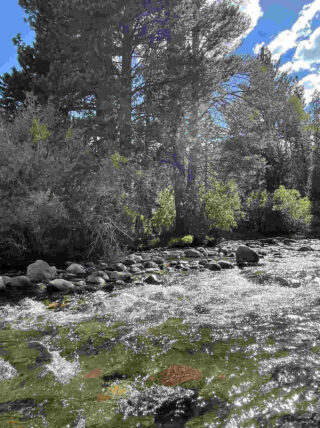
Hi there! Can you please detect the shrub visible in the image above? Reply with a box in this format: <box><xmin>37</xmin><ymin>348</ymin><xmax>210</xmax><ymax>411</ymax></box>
<box><xmin>272</xmin><ymin>185</ymin><xmax>312</xmax><ymax>225</ymax></box>
<box><xmin>246</xmin><ymin>190</ymin><xmax>270</xmax><ymax>231</ymax></box>
<box><xmin>181</xmin><ymin>235</ymin><xmax>193</xmax><ymax>245</ymax></box>
<box><xmin>151</xmin><ymin>186</ymin><xmax>176</xmax><ymax>233</ymax></box>
<box><xmin>199</xmin><ymin>177</ymin><xmax>242</xmax><ymax>231</ymax></box>
<box><xmin>149</xmin><ymin>237</ymin><xmax>160</xmax><ymax>247</ymax></box>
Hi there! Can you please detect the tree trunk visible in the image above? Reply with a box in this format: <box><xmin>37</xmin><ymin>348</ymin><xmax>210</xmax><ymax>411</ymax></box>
<box><xmin>119</xmin><ymin>26</ymin><xmax>133</xmax><ymax>155</ymax></box>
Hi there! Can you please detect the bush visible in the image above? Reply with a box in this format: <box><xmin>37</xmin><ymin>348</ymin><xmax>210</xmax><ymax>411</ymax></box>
<box><xmin>199</xmin><ymin>177</ymin><xmax>242</xmax><ymax>231</ymax></box>
<box><xmin>272</xmin><ymin>185</ymin><xmax>312</xmax><ymax>224</ymax></box>
<box><xmin>181</xmin><ymin>235</ymin><xmax>193</xmax><ymax>245</ymax></box>
<box><xmin>0</xmin><ymin>95</ymin><xmax>131</xmax><ymax>262</ymax></box>
<box><xmin>151</xmin><ymin>186</ymin><xmax>176</xmax><ymax>233</ymax></box>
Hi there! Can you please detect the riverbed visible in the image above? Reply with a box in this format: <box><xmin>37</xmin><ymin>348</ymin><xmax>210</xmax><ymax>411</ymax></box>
<box><xmin>1</xmin><ymin>239</ymin><xmax>320</xmax><ymax>427</ymax></box>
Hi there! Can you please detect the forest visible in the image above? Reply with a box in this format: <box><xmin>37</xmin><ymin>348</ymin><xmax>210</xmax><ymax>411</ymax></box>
<box><xmin>1</xmin><ymin>0</ymin><xmax>320</xmax><ymax>265</ymax></box>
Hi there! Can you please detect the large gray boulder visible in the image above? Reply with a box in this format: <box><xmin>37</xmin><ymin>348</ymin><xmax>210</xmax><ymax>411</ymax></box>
<box><xmin>27</xmin><ymin>260</ymin><xmax>57</xmax><ymax>282</ymax></box>
<box><xmin>0</xmin><ymin>277</ymin><xmax>6</xmax><ymax>291</ymax></box>
<box><xmin>184</xmin><ymin>249</ymin><xmax>202</xmax><ymax>258</ymax></box>
<box><xmin>236</xmin><ymin>246</ymin><xmax>259</xmax><ymax>263</ymax></box>
<box><xmin>6</xmin><ymin>276</ymin><xmax>31</xmax><ymax>288</ymax></box>
<box><xmin>66</xmin><ymin>263</ymin><xmax>86</xmax><ymax>275</ymax></box>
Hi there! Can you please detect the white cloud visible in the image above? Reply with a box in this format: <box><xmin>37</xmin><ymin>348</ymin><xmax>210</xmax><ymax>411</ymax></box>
<box><xmin>227</xmin><ymin>0</ymin><xmax>263</xmax><ymax>51</ymax></box>
<box><xmin>253</xmin><ymin>41</ymin><xmax>265</xmax><ymax>55</ymax></box>
<box><xmin>294</xmin><ymin>26</ymin><xmax>320</xmax><ymax>62</ymax></box>
<box><xmin>253</xmin><ymin>0</ymin><xmax>320</xmax><ymax>60</ymax></box>
<box><xmin>240</xmin><ymin>0</ymin><xmax>264</xmax><ymax>37</ymax></box>
<box><xmin>300</xmin><ymin>73</ymin><xmax>320</xmax><ymax>103</ymax></box>
<box><xmin>279</xmin><ymin>59</ymin><xmax>312</xmax><ymax>73</ymax></box>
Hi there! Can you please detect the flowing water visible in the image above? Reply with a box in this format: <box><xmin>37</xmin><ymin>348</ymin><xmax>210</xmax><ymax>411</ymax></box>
<box><xmin>1</xmin><ymin>240</ymin><xmax>320</xmax><ymax>427</ymax></box>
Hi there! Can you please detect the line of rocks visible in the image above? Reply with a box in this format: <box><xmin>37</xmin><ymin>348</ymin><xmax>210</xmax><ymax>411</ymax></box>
<box><xmin>0</xmin><ymin>237</ymin><xmax>313</xmax><ymax>299</ymax></box>
<box><xmin>0</xmin><ymin>245</ymin><xmax>261</xmax><ymax>298</ymax></box>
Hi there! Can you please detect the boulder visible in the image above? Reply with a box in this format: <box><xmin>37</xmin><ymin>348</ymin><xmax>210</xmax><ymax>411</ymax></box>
<box><xmin>108</xmin><ymin>271</ymin><xmax>132</xmax><ymax>282</ymax></box>
<box><xmin>122</xmin><ymin>258</ymin><xmax>136</xmax><ymax>266</ymax></box>
<box><xmin>27</xmin><ymin>260</ymin><xmax>57</xmax><ymax>282</ymax></box>
<box><xmin>6</xmin><ymin>276</ymin><xmax>31</xmax><ymax>288</ymax></box>
<box><xmin>66</xmin><ymin>263</ymin><xmax>86</xmax><ymax>275</ymax></box>
<box><xmin>236</xmin><ymin>246</ymin><xmax>259</xmax><ymax>263</ymax></box>
<box><xmin>47</xmin><ymin>279</ymin><xmax>75</xmax><ymax>292</ymax></box>
<box><xmin>143</xmin><ymin>261</ymin><xmax>159</xmax><ymax>269</ymax></box>
<box><xmin>0</xmin><ymin>277</ymin><xmax>6</xmax><ymax>291</ymax></box>
<box><xmin>298</xmin><ymin>246</ymin><xmax>314</xmax><ymax>251</ymax></box>
<box><xmin>152</xmin><ymin>256</ymin><xmax>166</xmax><ymax>264</ymax></box>
<box><xmin>184</xmin><ymin>249</ymin><xmax>202</xmax><ymax>258</ymax></box>
<box><xmin>205</xmin><ymin>262</ymin><xmax>222</xmax><ymax>271</ymax></box>
<box><xmin>217</xmin><ymin>260</ymin><xmax>233</xmax><ymax>269</ymax></box>
<box><xmin>144</xmin><ymin>274</ymin><xmax>162</xmax><ymax>284</ymax></box>
<box><xmin>86</xmin><ymin>274</ymin><xmax>106</xmax><ymax>286</ymax></box>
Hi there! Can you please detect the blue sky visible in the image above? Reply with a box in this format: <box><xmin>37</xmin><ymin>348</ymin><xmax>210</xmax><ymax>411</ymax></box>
<box><xmin>1</xmin><ymin>0</ymin><xmax>320</xmax><ymax>103</ymax></box>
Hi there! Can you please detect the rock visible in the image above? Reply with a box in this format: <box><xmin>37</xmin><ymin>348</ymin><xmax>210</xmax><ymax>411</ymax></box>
<box><xmin>298</xmin><ymin>246</ymin><xmax>314</xmax><ymax>251</ymax></box>
<box><xmin>0</xmin><ymin>277</ymin><xmax>6</xmax><ymax>291</ymax></box>
<box><xmin>130</xmin><ymin>267</ymin><xmax>143</xmax><ymax>274</ymax></box>
<box><xmin>47</xmin><ymin>279</ymin><xmax>75</xmax><ymax>292</ymax></box>
<box><xmin>143</xmin><ymin>261</ymin><xmax>159</xmax><ymax>269</ymax></box>
<box><xmin>283</xmin><ymin>238</ymin><xmax>297</xmax><ymax>245</ymax></box>
<box><xmin>122</xmin><ymin>259</ymin><xmax>136</xmax><ymax>266</ymax></box>
<box><xmin>260</xmin><ymin>238</ymin><xmax>279</xmax><ymax>245</ymax></box>
<box><xmin>152</xmin><ymin>256</ymin><xmax>165</xmax><ymax>264</ymax></box>
<box><xmin>236</xmin><ymin>246</ymin><xmax>259</xmax><ymax>263</ymax></box>
<box><xmin>27</xmin><ymin>260</ymin><xmax>57</xmax><ymax>282</ymax></box>
<box><xmin>144</xmin><ymin>275</ymin><xmax>162</xmax><ymax>284</ymax></box>
<box><xmin>1</xmin><ymin>276</ymin><xmax>10</xmax><ymax>286</ymax></box>
<box><xmin>184</xmin><ymin>249</ymin><xmax>202</xmax><ymax>258</ymax></box>
<box><xmin>196</xmin><ymin>247</ymin><xmax>207</xmax><ymax>253</ymax></box>
<box><xmin>87</xmin><ymin>274</ymin><xmax>106</xmax><ymax>286</ymax></box>
<box><xmin>114</xmin><ymin>263</ymin><xmax>127</xmax><ymax>272</ymax></box>
<box><xmin>66</xmin><ymin>263</ymin><xmax>86</xmax><ymax>275</ymax></box>
<box><xmin>125</xmin><ymin>254</ymin><xmax>143</xmax><ymax>263</ymax></box>
<box><xmin>108</xmin><ymin>271</ymin><xmax>132</xmax><ymax>282</ymax></box>
<box><xmin>205</xmin><ymin>262</ymin><xmax>222</xmax><ymax>271</ymax></box>
<box><xmin>217</xmin><ymin>260</ymin><xmax>233</xmax><ymax>269</ymax></box>
<box><xmin>6</xmin><ymin>276</ymin><xmax>31</xmax><ymax>288</ymax></box>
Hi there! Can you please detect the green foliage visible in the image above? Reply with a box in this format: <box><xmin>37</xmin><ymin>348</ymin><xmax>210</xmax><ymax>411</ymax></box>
<box><xmin>181</xmin><ymin>235</ymin><xmax>193</xmax><ymax>244</ymax></box>
<box><xmin>30</xmin><ymin>117</ymin><xmax>51</xmax><ymax>143</ymax></box>
<box><xmin>260</xmin><ymin>65</ymin><xmax>268</xmax><ymax>73</ymax></box>
<box><xmin>199</xmin><ymin>177</ymin><xmax>242</xmax><ymax>231</ymax></box>
<box><xmin>288</xmin><ymin>95</ymin><xmax>309</xmax><ymax>121</ymax></box>
<box><xmin>151</xmin><ymin>187</ymin><xmax>176</xmax><ymax>233</ymax></box>
<box><xmin>204</xmin><ymin>235</ymin><xmax>215</xmax><ymax>242</ymax></box>
<box><xmin>111</xmin><ymin>152</ymin><xmax>128</xmax><ymax>169</ymax></box>
<box><xmin>273</xmin><ymin>185</ymin><xmax>312</xmax><ymax>224</ymax></box>
<box><xmin>168</xmin><ymin>237</ymin><xmax>180</xmax><ymax>247</ymax></box>
<box><xmin>124</xmin><ymin>206</ymin><xmax>151</xmax><ymax>234</ymax></box>
<box><xmin>65</xmin><ymin>127</ymin><xmax>73</xmax><ymax>140</ymax></box>
<box><xmin>149</xmin><ymin>237</ymin><xmax>160</xmax><ymax>247</ymax></box>
<box><xmin>247</xmin><ymin>190</ymin><xmax>269</xmax><ymax>209</ymax></box>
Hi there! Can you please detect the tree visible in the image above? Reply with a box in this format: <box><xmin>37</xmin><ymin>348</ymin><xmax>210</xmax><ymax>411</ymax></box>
<box><xmin>309</xmin><ymin>90</ymin><xmax>320</xmax><ymax>235</ymax></box>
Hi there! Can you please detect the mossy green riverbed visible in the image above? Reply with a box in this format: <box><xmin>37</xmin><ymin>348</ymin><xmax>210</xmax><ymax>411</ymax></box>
<box><xmin>2</xmin><ymin>243</ymin><xmax>320</xmax><ymax>427</ymax></box>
